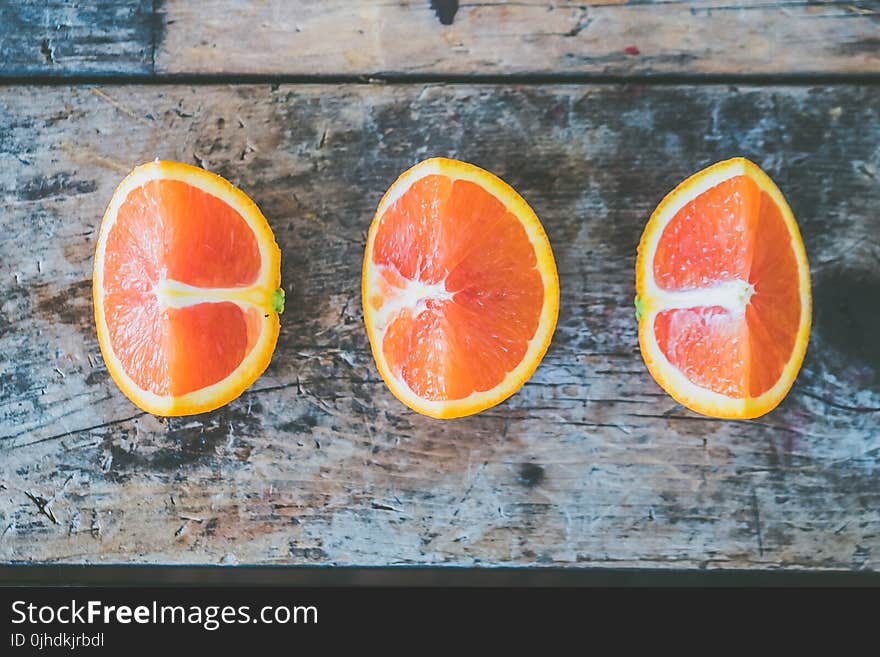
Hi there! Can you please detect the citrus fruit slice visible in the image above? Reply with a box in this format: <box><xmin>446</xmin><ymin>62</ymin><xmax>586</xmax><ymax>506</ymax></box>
<box><xmin>93</xmin><ymin>160</ymin><xmax>283</xmax><ymax>416</ymax></box>
<box><xmin>362</xmin><ymin>158</ymin><xmax>559</xmax><ymax>419</ymax></box>
<box><xmin>636</xmin><ymin>157</ymin><xmax>811</xmax><ymax>419</ymax></box>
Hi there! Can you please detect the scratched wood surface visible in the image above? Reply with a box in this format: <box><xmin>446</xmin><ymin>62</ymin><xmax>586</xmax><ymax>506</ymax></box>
<box><xmin>0</xmin><ymin>84</ymin><xmax>877</xmax><ymax>567</ymax></box>
<box><xmin>2</xmin><ymin>1</ymin><xmax>879</xmax><ymax>78</ymax></box>
<box><xmin>0</xmin><ymin>0</ymin><xmax>157</xmax><ymax>76</ymax></box>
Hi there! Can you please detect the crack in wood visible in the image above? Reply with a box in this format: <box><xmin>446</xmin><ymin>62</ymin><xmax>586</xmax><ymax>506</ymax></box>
<box><xmin>2</xmin><ymin>413</ymin><xmax>148</xmax><ymax>447</ymax></box>
<box><xmin>24</xmin><ymin>491</ymin><xmax>57</xmax><ymax>525</ymax></box>
<box><xmin>750</xmin><ymin>489</ymin><xmax>764</xmax><ymax>557</ymax></box>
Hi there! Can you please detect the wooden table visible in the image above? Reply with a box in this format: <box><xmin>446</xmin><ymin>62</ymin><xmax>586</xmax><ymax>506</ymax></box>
<box><xmin>1</xmin><ymin>1</ymin><xmax>878</xmax><ymax>570</ymax></box>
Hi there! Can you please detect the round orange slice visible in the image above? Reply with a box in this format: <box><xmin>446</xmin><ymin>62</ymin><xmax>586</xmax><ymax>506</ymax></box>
<box><xmin>636</xmin><ymin>157</ymin><xmax>811</xmax><ymax>419</ymax></box>
<box><xmin>93</xmin><ymin>160</ymin><xmax>283</xmax><ymax>416</ymax></box>
<box><xmin>363</xmin><ymin>158</ymin><xmax>559</xmax><ymax>419</ymax></box>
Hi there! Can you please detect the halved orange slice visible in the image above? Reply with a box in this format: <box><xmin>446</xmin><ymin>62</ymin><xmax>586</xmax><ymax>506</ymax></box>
<box><xmin>363</xmin><ymin>158</ymin><xmax>559</xmax><ymax>419</ymax></box>
<box><xmin>636</xmin><ymin>158</ymin><xmax>811</xmax><ymax>419</ymax></box>
<box><xmin>93</xmin><ymin>161</ymin><xmax>283</xmax><ymax>416</ymax></box>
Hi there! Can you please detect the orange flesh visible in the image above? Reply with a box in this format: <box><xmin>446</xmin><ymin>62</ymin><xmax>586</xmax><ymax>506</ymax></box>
<box><xmin>371</xmin><ymin>175</ymin><xmax>544</xmax><ymax>401</ymax></box>
<box><xmin>103</xmin><ymin>179</ymin><xmax>263</xmax><ymax>396</ymax></box>
<box><xmin>652</xmin><ymin>175</ymin><xmax>801</xmax><ymax>398</ymax></box>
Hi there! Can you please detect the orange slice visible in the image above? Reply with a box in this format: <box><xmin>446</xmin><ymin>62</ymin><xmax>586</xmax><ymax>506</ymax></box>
<box><xmin>363</xmin><ymin>158</ymin><xmax>559</xmax><ymax>419</ymax></box>
<box><xmin>636</xmin><ymin>158</ymin><xmax>811</xmax><ymax>419</ymax></box>
<box><xmin>93</xmin><ymin>161</ymin><xmax>283</xmax><ymax>416</ymax></box>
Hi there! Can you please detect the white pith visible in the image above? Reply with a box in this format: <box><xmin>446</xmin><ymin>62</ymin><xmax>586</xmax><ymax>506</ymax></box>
<box><xmin>368</xmin><ymin>265</ymin><xmax>454</xmax><ymax>331</ymax></box>
<box><xmin>651</xmin><ymin>278</ymin><xmax>755</xmax><ymax>317</ymax></box>
<box><xmin>154</xmin><ymin>277</ymin><xmax>272</xmax><ymax>310</ymax></box>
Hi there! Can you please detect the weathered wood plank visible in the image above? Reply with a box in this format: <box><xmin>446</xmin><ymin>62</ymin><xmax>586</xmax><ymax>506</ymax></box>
<box><xmin>160</xmin><ymin>0</ymin><xmax>880</xmax><ymax>76</ymax></box>
<box><xmin>0</xmin><ymin>1</ymin><xmax>156</xmax><ymax>77</ymax></box>
<box><xmin>2</xmin><ymin>1</ymin><xmax>879</xmax><ymax>78</ymax></box>
<box><xmin>0</xmin><ymin>84</ymin><xmax>878</xmax><ymax>568</ymax></box>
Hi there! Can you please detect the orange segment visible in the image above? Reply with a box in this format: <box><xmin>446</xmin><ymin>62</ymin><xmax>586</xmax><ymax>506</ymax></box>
<box><xmin>653</xmin><ymin>306</ymin><xmax>749</xmax><ymax>399</ymax></box>
<box><xmin>363</xmin><ymin>158</ymin><xmax>559</xmax><ymax>419</ymax></box>
<box><xmin>150</xmin><ymin>179</ymin><xmax>261</xmax><ymax>287</ymax></box>
<box><xmin>636</xmin><ymin>158</ymin><xmax>811</xmax><ymax>419</ymax></box>
<box><xmin>747</xmin><ymin>192</ymin><xmax>802</xmax><ymax>395</ymax></box>
<box><xmin>94</xmin><ymin>161</ymin><xmax>283</xmax><ymax>416</ymax></box>
<box><xmin>652</xmin><ymin>175</ymin><xmax>758</xmax><ymax>290</ymax></box>
<box><xmin>165</xmin><ymin>303</ymin><xmax>255</xmax><ymax>397</ymax></box>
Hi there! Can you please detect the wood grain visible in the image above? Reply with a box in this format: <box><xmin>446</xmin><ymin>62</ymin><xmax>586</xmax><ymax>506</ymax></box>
<box><xmin>0</xmin><ymin>0</ymin><xmax>157</xmax><ymax>77</ymax></box>
<box><xmin>3</xmin><ymin>1</ymin><xmax>879</xmax><ymax>78</ymax></box>
<box><xmin>0</xmin><ymin>84</ymin><xmax>878</xmax><ymax>568</ymax></box>
<box><xmin>159</xmin><ymin>0</ymin><xmax>880</xmax><ymax>76</ymax></box>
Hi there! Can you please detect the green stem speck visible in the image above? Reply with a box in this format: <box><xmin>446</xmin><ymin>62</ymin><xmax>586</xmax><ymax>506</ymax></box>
<box><xmin>272</xmin><ymin>288</ymin><xmax>285</xmax><ymax>314</ymax></box>
<box><xmin>634</xmin><ymin>295</ymin><xmax>645</xmax><ymax>321</ymax></box>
